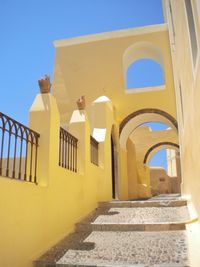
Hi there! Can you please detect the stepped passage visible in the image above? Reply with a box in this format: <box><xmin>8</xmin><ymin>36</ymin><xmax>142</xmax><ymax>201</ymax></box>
<box><xmin>35</xmin><ymin>196</ymin><xmax>191</xmax><ymax>267</ymax></box>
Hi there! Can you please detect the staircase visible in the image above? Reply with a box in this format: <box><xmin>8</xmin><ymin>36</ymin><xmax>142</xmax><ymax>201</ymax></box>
<box><xmin>34</xmin><ymin>195</ymin><xmax>192</xmax><ymax>267</ymax></box>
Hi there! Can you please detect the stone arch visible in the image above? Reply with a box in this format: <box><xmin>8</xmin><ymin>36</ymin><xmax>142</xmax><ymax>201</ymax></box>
<box><xmin>119</xmin><ymin>108</ymin><xmax>178</xmax><ymax>149</ymax></box>
<box><xmin>143</xmin><ymin>142</ymin><xmax>179</xmax><ymax>165</ymax></box>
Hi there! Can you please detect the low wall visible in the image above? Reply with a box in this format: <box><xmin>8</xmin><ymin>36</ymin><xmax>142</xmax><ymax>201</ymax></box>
<box><xmin>0</xmin><ymin>94</ymin><xmax>113</xmax><ymax>267</ymax></box>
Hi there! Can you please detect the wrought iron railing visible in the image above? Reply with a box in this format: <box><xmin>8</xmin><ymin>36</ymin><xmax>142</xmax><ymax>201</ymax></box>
<box><xmin>59</xmin><ymin>127</ymin><xmax>78</xmax><ymax>172</ymax></box>
<box><xmin>90</xmin><ymin>136</ymin><xmax>99</xmax><ymax>166</ymax></box>
<box><xmin>0</xmin><ymin>112</ymin><xmax>40</xmax><ymax>183</ymax></box>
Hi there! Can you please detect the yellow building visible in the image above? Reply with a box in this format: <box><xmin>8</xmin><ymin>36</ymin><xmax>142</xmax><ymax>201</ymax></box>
<box><xmin>0</xmin><ymin>1</ymin><xmax>200</xmax><ymax>266</ymax></box>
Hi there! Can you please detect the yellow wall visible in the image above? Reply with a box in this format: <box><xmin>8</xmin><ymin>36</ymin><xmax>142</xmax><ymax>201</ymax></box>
<box><xmin>126</xmin><ymin>137</ymin><xmax>151</xmax><ymax>199</ymax></box>
<box><xmin>150</xmin><ymin>167</ymin><xmax>173</xmax><ymax>195</ymax></box>
<box><xmin>137</xmin><ymin>165</ymin><xmax>151</xmax><ymax>198</ymax></box>
<box><xmin>0</xmin><ymin>94</ymin><xmax>113</xmax><ymax>267</ymax></box>
<box><xmin>164</xmin><ymin>0</ymin><xmax>200</xmax><ymax>216</ymax></box>
<box><xmin>119</xmin><ymin>147</ymin><xmax>129</xmax><ymax>200</ymax></box>
<box><xmin>53</xmin><ymin>24</ymin><xmax>177</xmax><ymax>125</ymax></box>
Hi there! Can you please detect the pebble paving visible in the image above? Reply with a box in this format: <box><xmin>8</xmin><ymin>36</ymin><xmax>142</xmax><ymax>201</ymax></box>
<box><xmin>57</xmin><ymin>230</ymin><xmax>189</xmax><ymax>266</ymax></box>
<box><xmin>35</xmin><ymin>196</ymin><xmax>191</xmax><ymax>267</ymax></box>
<box><xmin>92</xmin><ymin>206</ymin><xmax>190</xmax><ymax>225</ymax></box>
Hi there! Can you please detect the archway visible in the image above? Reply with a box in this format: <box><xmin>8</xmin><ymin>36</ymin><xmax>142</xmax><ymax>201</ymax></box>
<box><xmin>143</xmin><ymin>142</ymin><xmax>179</xmax><ymax>164</ymax></box>
<box><xmin>119</xmin><ymin>108</ymin><xmax>178</xmax><ymax>149</ymax></box>
<box><xmin>144</xmin><ymin>144</ymin><xmax>181</xmax><ymax>196</ymax></box>
<box><xmin>121</xmin><ymin>118</ymin><xmax>179</xmax><ymax>200</ymax></box>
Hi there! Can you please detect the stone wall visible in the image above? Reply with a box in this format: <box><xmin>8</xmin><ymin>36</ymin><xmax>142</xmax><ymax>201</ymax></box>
<box><xmin>150</xmin><ymin>167</ymin><xmax>180</xmax><ymax>196</ymax></box>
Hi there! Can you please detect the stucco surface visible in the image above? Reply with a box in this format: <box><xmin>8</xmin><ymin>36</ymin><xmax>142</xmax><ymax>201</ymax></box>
<box><xmin>164</xmin><ymin>0</ymin><xmax>200</xmax><ymax>217</ymax></box>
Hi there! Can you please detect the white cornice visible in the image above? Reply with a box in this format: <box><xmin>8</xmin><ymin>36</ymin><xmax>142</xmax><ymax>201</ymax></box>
<box><xmin>53</xmin><ymin>23</ymin><xmax>168</xmax><ymax>48</ymax></box>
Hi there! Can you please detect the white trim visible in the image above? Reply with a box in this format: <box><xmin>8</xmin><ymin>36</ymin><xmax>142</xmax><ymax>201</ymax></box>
<box><xmin>168</xmin><ymin>0</ymin><xmax>176</xmax><ymax>47</ymax></box>
<box><xmin>54</xmin><ymin>24</ymin><xmax>168</xmax><ymax>48</ymax></box>
<box><xmin>195</xmin><ymin>0</ymin><xmax>200</xmax><ymax>24</ymax></box>
<box><xmin>125</xmin><ymin>85</ymin><xmax>165</xmax><ymax>94</ymax></box>
<box><xmin>194</xmin><ymin>50</ymin><xmax>200</xmax><ymax>85</ymax></box>
<box><xmin>183</xmin><ymin>0</ymin><xmax>199</xmax><ymax>81</ymax></box>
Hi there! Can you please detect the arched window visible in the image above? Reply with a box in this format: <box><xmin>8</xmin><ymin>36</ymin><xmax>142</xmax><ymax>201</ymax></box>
<box><xmin>126</xmin><ymin>58</ymin><xmax>165</xmax><ymax>89</ymax></box>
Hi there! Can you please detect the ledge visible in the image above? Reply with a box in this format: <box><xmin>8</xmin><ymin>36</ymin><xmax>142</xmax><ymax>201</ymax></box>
<box><xmin>54</xmin><ymin>23</ymin><xmax>168</xmax><ymax>48</ymax></box>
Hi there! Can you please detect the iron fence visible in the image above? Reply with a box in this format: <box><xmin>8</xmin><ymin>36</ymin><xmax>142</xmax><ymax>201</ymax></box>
<box><xmin>0</xmin><ymin>112</ymin><xmax>40</xmax><ymax>183</ymax></box>
<box><xmin>59</xmin><ymin>127</ymin><xmax>78</xmax><ymax>172</ymax></box>
<box><xmin>90</xmin><ymin>136</ymin><xmax>99</xmax><ymax>166</ymax></box>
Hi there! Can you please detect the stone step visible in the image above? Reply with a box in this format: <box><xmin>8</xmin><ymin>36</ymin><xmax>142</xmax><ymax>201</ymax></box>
<box><xmin>34</xmin><ymin>230</ymin><xmax>189</xmax><ymax>267</ymax></box>
<box><xmin>75</xmin><ymin>206</ymin><xmax>190</xmax><ymax>232</ymax></box>
<box><xmin>76</xmin><ymin>222</ymin><xmax>186</xmax><ymax>232</ymax></box>
<box><xmin>34</xmin><ymin>197</ymin><xmax>192</xmax><ymax>267</ymax></box>
<box><xmin>99</xmin><ymin>199</ymin><xmax>187</xmax><ymax>208</ymax></box>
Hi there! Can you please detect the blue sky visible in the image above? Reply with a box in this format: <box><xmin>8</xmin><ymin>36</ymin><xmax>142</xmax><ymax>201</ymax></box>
<box><xmin>0</xmin><ymin>0</ymin><xmax>163</xmax><ymax>123</ymax></box>
<box><xmin>143</xmin><ymin>122</ymin><xmax>168</xmax><ymax>131</ymax></box>
<box><xmin>0</xmin><ymin>0</ymin><xmax>166</xmax><ymax>167</ymax></box>
<box><xmin>150</xmin><ymin>149</ymin><xmax>167</xmax><ymax>169</ymax></box>
<box><xmin>127</xmin><ymin>59</ymin><xmax>165</xmax><ymax>89</ymax></box>
<box><xmin>142</xmin><ymin>122</ymin><xmax>168</xmax><ymax>170</ymax></box>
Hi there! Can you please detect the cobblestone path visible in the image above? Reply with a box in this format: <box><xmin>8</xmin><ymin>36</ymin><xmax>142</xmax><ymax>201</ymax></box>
<box><xmin>93</xmin><ymin>206</ymin><xmax>190</xmax><ymax>224</ymax></box>
<box><xmin>35</xmin><ymin>195</ymin><xmax>191</xmax><ymax>267</ymax></box>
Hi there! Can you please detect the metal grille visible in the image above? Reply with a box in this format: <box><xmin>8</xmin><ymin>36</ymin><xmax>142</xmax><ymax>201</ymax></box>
<box><xmin>0</xmin><ymin>112</ymin><xmax>40</xmax><ymax>183</ymax></box>
<box><xmin>59</xmin><ymin>127</ymin><xmax>78</xmax><ymax>172</ymax></box>
<box><xmin>90</xmin><ymin>136</ymin><xmax>99</xmax><ymax>166</ymax></box>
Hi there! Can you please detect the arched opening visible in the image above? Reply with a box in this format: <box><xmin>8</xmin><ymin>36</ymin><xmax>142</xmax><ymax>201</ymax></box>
<box><xmin>146</xmin><ymin>146</ymin><xmax>181</xmax><ymax>196</ymax></box>
<box><xmin>123</xmin><ymin>41</ymin><xmax>165</xmax><ymax>93</ymax></box>
<box><xmin>143</xmin><ymin>142</ymin><xmax>179</xmax><ymax>164</ymax></box>
<box><xmin>126</xmin><ymin>58</ymin><xmax>165</xmax><ymax>89</ymax></box>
